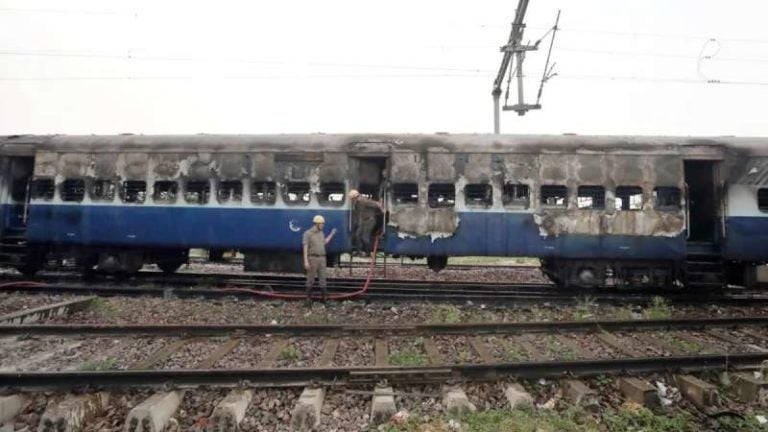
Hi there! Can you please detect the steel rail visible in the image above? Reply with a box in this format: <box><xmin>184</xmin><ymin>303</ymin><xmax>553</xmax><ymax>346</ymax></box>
<box><xmin>3</xmin><ymin>282</ymin><xmax>767</xmax><ymax>304</ymax></box>
<box><xmin>3</xmin><ymin>315</ymin><xmax>768</xmax><ymax>337</ymax></box>
<box><xmin>3</xmin><ymin>352</ymin><xmax>768</xmax><ymax>391</ymax></box>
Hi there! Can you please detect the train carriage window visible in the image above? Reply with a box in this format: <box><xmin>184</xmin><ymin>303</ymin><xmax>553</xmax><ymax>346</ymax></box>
<box><xmin>502</xmin><ymin>183</ymin><xmax>530</xmax><ymax>208</ymax></box>
<box><xmin>153</xmin><ymin>181</ymin><xmax>178</xmax><ymax>203</ymax></box>
<box><xmin>31</xmin><ymin>178</ymin><xmax>55</xmax><ymax>200</ymax></box>
<box><xmin>285</xmin><ymin>182</ymin><xmax>311</xmax><ymax>205</ymax></box>
<box><xmin>121</xmin><ymin>181</ymin><xmax>146</xmax><ymax>204</ymax></box>
<box><xmin>184</xmin><ymin>181</ymin><xmax>210</xmax><ymax>205</ymax></box>
<box><xmin>541</xmin><ymin>185</ymin><xmax>568</xmax><ymax>207</ymax></box>
<box><xmin>319</xmin><ymin>182</ymin><xmax>345</xmax><ymax>206</ymax></box>
<box><xmin>653</xmin><ymin>187</ymin><xmax>681</xmax><ymax>210</ymax></box>
<box><xmin>218</xmin><ymin>180</ymin><xmax>243</xmax><ymax>203</ymax></box>
<box><xmin>251</xmin><ymin>181</ymin><xmax>276</xmax><ymax>204</ymax></box>
<box><xmin>615</xmin><ymin>186</ymin><xmax>643</xmax><ymax>211</ymax></box>
<box><xmin>11</xmin><ymin>179</ymin><xmax>28</xmax><ymax>202</ymax></box>
<box><xmin>577</xmin><ymin>185</ymin><xmax>605</xmax><ymax>210</ymax></box>
<box><xmin>465</xmin><ymin>184</ymin><xmax>492</xmax><ymax>207</ymax></box>
<box><xmin>91</xmin><ymin>179</ymin><xmax>116</xmax><ymax>201</ymax></box>
<box><xmin>428</xmin><ymin>183</ymin><xmax>456</xmax><ymax>208</ymax></box>
<box><xmin>61</xmin><ymin>179</ymin><xmax>86</xmax><ymax>202</ymax></box>
<box><xmin>392</xmin><ymin>183</ymin><xmax>418</xmax><ymax>205</ymax></box>
<box><xmin>758</xmin><ymin>188</ymin><xmax>768</xmax><ymax>212</ymax></box>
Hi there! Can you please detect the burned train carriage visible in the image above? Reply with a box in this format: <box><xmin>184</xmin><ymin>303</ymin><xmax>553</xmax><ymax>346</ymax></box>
<box><xmin>0</xmin><ymin>134</ymin><xmax>766</xmax><ymax>288</ymax></box>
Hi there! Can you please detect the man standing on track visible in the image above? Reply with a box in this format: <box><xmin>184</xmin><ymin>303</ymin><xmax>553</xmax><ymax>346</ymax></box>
<box><xmin>303</xmin><ymin>215</ymin><xmax>336</xmax><ymax>303</ymax></box>
<box><xmin>348</xmin><ymin>189</ymin><xmax>383</xmax><ymax>258</ymax></box>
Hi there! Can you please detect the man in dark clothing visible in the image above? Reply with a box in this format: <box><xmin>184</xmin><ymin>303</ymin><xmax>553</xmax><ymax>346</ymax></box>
<box><xmin>302</xmin><ymin>214</ymin><xmax>336</xmax><ymax>302</ymax></box>
<box><xmin>348</xmin><ymin>189</ymin><xmax>383</xmax><ymax>257</ymax></box>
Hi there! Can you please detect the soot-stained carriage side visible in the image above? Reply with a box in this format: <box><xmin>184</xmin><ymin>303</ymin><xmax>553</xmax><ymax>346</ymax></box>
<box><xmin>0</xmin><ymin>133</ymin><xmax>766</xmax><ymax>289</ymax></box>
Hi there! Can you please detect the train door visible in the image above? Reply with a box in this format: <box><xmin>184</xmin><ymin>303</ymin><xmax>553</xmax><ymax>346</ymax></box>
<box><xmin>684</xmin><ymin>160</ymin><xmax>719</xmax><ymax>244</ymax></box>
<box><xmin>350</xmin><ymin>156</ymin><xmax>388</xmax><ymax>253</ymax></box>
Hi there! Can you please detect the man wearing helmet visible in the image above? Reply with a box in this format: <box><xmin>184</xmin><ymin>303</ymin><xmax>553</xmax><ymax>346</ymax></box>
<box><xmin>348</xmin><ymin>189</ymin><xmax>383</xmax><ymax>258</ymax></box>
<box><xmin>302</xmin><ymin>214</ymin><xmax>337</xmax><ymax>302</ymax></box>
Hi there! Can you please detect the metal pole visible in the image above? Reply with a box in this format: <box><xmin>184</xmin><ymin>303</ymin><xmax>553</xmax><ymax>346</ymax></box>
<box><xmin>493</xmin><ymin>92</ymin><xmax>501</xmax><ymax>134</ymax></box>
<box><xmin>515</xmin><ymin>51</ymin><xmax>525</xmax><ymax>115</ymax></box>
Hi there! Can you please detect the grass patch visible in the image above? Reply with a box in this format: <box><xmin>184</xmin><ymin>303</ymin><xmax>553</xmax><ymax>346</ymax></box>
<box><xmin>609</xmin><ymin>306</ymin><xmax>634</xmax><ymax>321</ymax></box>
<box><xmin>278</xmin><ymin>345</ymin><xmax>299</xmax><ymax>361</ymax></box>
<box><xmin>643</xmin><ymin>296</ymin><xmax>673</xmax><ymax>319</ymax></box>
<box><xmin>429</xmin><ymin>304</ymin><xmax>463</xmax><ymax>324</ymax></box>
<box><xmin>544</xmin><ymin>335</ymin><xmax>578</xmax><ymax>360</ymax></box>
<box><xmin>388</xmin><ymin>349</ymin><xmax>429</xmax><ymax>366</ymax></box>
<box><xmin>573</xmin><ymin>296</ymin><xmax>597</xmax><ymax>321</ymax></box>
<box><xmin>499</xmin><ymin>338</ymin><xmax>529</xmax><ymax>361</ymax></box>
<box><xmin>602</xmin><ymin>406</ymin><xmax>697</xmax><ymax>432</ymax></box>
<box><xmin>381</xmin><ymin>406</ymin><xmax>700</xmax><ymax>432</ymax></box>
<box><xmin>381</xmin><ymin>407</ymin><xmax>599</xmax><ymax>432</ymax></box>
<box><xmin>79</xmin><ymin>357</ymin><xmax>119</xmax><ymax>371</ymax></box>
<box><xmin>86</xmin><ymin>298</ymin><xmax>119</xmax><ymax>316</ymax></box>
<box><xmin>660</xmin><ymin>334</ymin><xmax>702</xmax><ymax>354</ymax></box>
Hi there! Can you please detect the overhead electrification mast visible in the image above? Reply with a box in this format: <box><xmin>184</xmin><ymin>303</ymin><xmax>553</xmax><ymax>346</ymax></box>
<box><xmin>492</xmin><ymin>1</ymin><xmax>560</xmax><ymax>133</ymax></box>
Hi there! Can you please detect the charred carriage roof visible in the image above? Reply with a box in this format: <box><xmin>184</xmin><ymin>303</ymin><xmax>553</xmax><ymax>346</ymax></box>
<box><xmin>1</xmin><ymin>133</ymin><xmax>768</xmax><ymax>156</ymax></box>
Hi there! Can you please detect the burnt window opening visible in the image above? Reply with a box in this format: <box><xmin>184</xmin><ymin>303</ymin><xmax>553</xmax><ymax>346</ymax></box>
<box><xmin>121</xmin><ymin>181</ymin><xmax>146</xmax><ymax>204</ymax></box>
<box><xmin>577</xmin><ymin>185</ymin><xmax>605</xmax><ymax>210</ymax></box>
<box><xmin>31</xmin><ymin>178</ymin><xmax>54</xmax><ymax>200</ymax></box>
<box><xmin>502</xmin><ymin>183</ymin><xmax>530</xmax><ymax>207</ymax></box>
<box><xmin>465</xmin><ymin>184</ymin><xmax>492</xmax><ymax>207</ymax></box>
<box><xmin>357</xmin><ymin>184</ymin><xmax>379</xmax><ymax>200</ymax></box>
<box><xmin>392</xmin><ymin>183</ymin><xmax>419</xmax><ymax>205</ymax></box>
<box><xmin>428</xmin><ymin>183</ymin><xmax>456</xmax><ymax>208</ymax></box>
<box><xmin>218</xmin><ymin>181</ymin><xmax>243</xmax><ymax>203</ymax></box>
<box><xmin>10</xmin><ymin>179</ymin><xmax>28</xmax><ymax>202</ymax></box>
<box><xmin>251</xmin><ymin>181</ymin><xmax>277</xmax><ymax>204</ymax></box>
<box><xmin>758</xmin><ymin>188</ymin><xmax>768</xmax><ymax>212</ymax></box>
<box><xmin>284</xmin><ymin>182</ymin><xmax>311</xmax><ymax>205</ymax></box>
<box><xmin>153</xmin><ymin>181</ymin><xmax>178</xmax><ymax>203</ymax></box>
<box><xmin>319</xmin><ymin>182</ymin><xmax>345</xmax><ymax>206</ymax></box>
<box><xmin>615</xmin><ymin>186</ymin><xmax>643</xmax><ymax>211</ymax></box>
<box><xmin>541</xmin><ymin>185</ymin><xmax>568</xmax><ymax>207</ymax></box>
<box><xmin>184</xmin><ymin>181</ymin><xmax>210</xmax><ymax>204</ymax></box>
<box><xmin>653</xmin><ymin>187</ymin><xmax>681</xmax><ymax>210</ymax></box>
<box><xmin>61</xmin><ymin>179</ymin><xmax>86</xmax><ymax>202</ymax></box>
<box><xmin>91</xmin><ymin>179</ymin><xmax>116</xmax><ymax>201</ymax></box>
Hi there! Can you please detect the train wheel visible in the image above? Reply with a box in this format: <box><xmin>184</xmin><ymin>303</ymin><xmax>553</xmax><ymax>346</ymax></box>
<box><xmin>157</xmin><ymin>260</ymin><xmax>184</xmax><ymax>274</ymax></box>
<box><xmin>427</xmin><ymin>255</ymin><xmax>448</xmax><ymax>272</ymax></box>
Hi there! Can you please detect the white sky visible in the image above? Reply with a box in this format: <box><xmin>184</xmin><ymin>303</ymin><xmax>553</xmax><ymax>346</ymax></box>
<box><xmin>0</xmin><ymin>0</ymin><xmax>766</xmax><ymax>136</ymax></box>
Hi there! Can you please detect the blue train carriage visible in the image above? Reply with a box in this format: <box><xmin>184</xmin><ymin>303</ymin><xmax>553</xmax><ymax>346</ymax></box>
<box><xmin>0</xmin><ymin>134</ymin><xmax>767</xmax><ymax>289</ymax></box>
<box><xmin>383</xmin><ymin>137</ymin><xmax>688</xmax><ymax>288</ymax></box>
<box><xmin>11</xmin><ymin>135</ymin><xmax>358</xmax><ymax>275</ymax></box>
<box><xmin>722</xmin><ymin>149</ymin><xmax>768</xmax><ymax>286</ymax></box>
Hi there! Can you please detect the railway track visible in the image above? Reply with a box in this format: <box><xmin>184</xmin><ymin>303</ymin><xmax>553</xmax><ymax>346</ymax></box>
<box><xmin>3</xmin><ymin>300</ymin><xmax>768</xmax><ymax>430</ymax></box>
<box><xmin>2</xmin><ymin>276</ymin><xmax>767</xmax><ymax>305</ymax></box>
<box><xmin>4</xmin><ymin>315</ymin><xmax>768</xmax><ymax>390</ymax></box>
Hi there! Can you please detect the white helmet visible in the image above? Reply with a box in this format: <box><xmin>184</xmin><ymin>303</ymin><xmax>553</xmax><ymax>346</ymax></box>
<box><xmin>348</xmin><ymin>189</ymin><xmax>361</xmax><ymax>199</ymax></box>
<box><xmin>312</xmin><ymin>215</ymin><xmax>325</xmax><ymax>224</ymax></box>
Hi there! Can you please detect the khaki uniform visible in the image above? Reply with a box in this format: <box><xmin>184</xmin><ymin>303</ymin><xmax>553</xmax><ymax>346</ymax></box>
<box><xmin>354</xmin><ymin>197</ymin><xmax>381</xmax><ymax>253</ymax></box>
<box><xmin>302</xmin><ymin>226</ymin><xmax>327</xmax><ymax>296</ymax></box>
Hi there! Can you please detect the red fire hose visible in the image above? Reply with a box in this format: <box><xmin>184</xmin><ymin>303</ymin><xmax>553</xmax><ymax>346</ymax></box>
<box><xmin>216</xmin><ymin>234</ymin><xmax>381</xmax><ymax>301</ymax></box>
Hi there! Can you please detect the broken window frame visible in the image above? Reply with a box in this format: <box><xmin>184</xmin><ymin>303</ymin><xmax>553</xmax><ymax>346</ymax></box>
<box><xmin>60</xmin><ymin>179</ymin><xmax>86</xmax><ymax>202</ymax></box>
<box><xmin>501</xmin><ymin>183</ymin><xmax>530</xmax><ymax>208</ymax></box>
<box><xmin>184</xmin><ymin>180</ymin><xmax>211</xmax><ymax>205</ymax></box>
<box><xmin>428</xmin><ymin>183</ymin><xmax>456</xmax><ymax>208</ymax></box>
<box><xmin>465</xmin><ymin>183</ymin><xmax>493</xmax><ymax>207</ymax></box>
<box><xmin>251</xmin><ymin>181</ymin><xmax>277</xmax><ymax>205</ymax></box>
<box><xmin>218</xmin><ymin>180</ymin><xmax>244</xmax><ymax>204</ymax></box>
<box><xmin>284</xmin><ymin>181</ymin><xmax>311</xmax><ymax>205</ymax></box>
<box><xmin>153</xmin><ymin>180</ymin><xmax>179</xmax><ymax>204</ymax></box>
<box><xmin>615</xmin><ymin>186</ymin><xmax>643</xmax><ymax>211</ymax></box>
<box><xmin>91</xmin><ymin>179</ymin><xmax>117</xmax><ymax>202</ymax></box>
<box><xmin>392</xmin><ymin>183</ymin><xmax>419</xmax><ymax>206</ymax></box>
<box><xmin>653</xmin><ymin>186</ymin><xmax>681</xmax><ymax>210</ymax></box>
<box><xmin>576</xmin><ymin>185</ymin><xmax>606</xmax><ymax>210</ymax></box>
<box><xmin>121</xmin><ymin>181</ymin><xmax>147</xmax><ymax>204</ymax></box>
<box><xmin>758</xmin><ymin>188</ymin><xmax>768</xmax><ymax>212</ymax></box>
<box><xmin>540</xmin><ymin>185</ymin><xmax>568</xmax><ymax>208</ymax></box>
<box><xmin>318</xmin><ymin>182</ymin><xmax>345</xmax><ymax>206</ymax></box>
<box><xmin>30</xmin><ymin>178</ymin><xmax>55</xmax><ymax>201</ymax></box>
